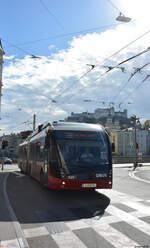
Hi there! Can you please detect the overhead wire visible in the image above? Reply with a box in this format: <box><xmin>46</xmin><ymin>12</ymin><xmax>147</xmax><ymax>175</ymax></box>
<box><xmin>4</xmin><ymin>27</ymin><xmax>150</xmax><ymax>125</ymax></box>
<box><xmin>39</xmin><ymin>0</ymin><xmax>65</xmax><ymax>30</ymax></box>
<box><xmin>4</xmin><ymin>85</ymin><xmax>56</xmax><ymax>103</ymax></box>
<box><xmin>118</xmin><ymin>77</ymin><xmax>150</xmax><ymax>105</ymax></box>
<box><xmin>1</xmin><ymin>39</ymin><xmax>40</xmax><ymax>58</ymax></box>
<box><xmin>106</xmin><ymin>0</ymin><xmax>122</xmax><ymax>13</ymax></box>
<box><xmin>112</xmin><ymin>63</ymin><xmax>149</xmax><ymax>101</ymax></box>
<box><xmin>51</xmin><ymin>28</ymin><xmax>150</xmax><ymax>103</ymax></box>
<box><xmin>13</xmin><ymin>24</ymin><xmax>119</xmax><ymax>46</ymax></box>
<box><xmin>56</xmin><ymin>45</ymin><xmax>150</xmax><ymax>106</ymax></box>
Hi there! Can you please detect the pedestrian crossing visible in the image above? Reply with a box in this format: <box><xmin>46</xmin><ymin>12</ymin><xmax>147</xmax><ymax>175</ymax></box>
<box><xmin>25</xmin><ymin>189</ymin><xmax>150</xmax><ymax>248</ymax></box>
<box><xmin>1</xmin><ymin>189</ymin><xmax>150</xmax><ymax>248</ymax></box>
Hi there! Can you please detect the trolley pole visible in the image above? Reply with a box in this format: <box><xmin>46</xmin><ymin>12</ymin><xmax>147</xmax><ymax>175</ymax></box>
<box><xmin>33</xmin><ymin>114</ymin><xmax>36</xmax><ymax>131</ymax></box>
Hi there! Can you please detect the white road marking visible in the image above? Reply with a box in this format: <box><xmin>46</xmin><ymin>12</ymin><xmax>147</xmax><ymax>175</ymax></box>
<box><xmin>129</xmin><ymin>171</ymin><xmax>150</xmax><ymax>184</ymax></box>
<box><xmin>94</xmin><ymin>224</ymin><xmax>139</xmax><ymax>248</ymax></box>
<box><xmin>3</xmin><ymin>173</ymin><xmax>29</xmax><ymax>248</ymax></box>
<box><xmin>123</xmin><ymin>201</ymin><xmax>150</xmax><ymax>216</ymax></box>
<box><xmin>65</xmin><ymin>220</ymin><xmax>89</xmax><ymax>230</ymax></box>
<box><xmin>1</xmin><ymin>238</ymin><xmax>24</xmax><ymax>248</ymax></box>
<box><xmin>52</xmin><ymin>231</ymin><xmax>87</xmax><ymax>248</ymax></box>
<box><xmin>98</xmin><ymin>189</ymin><xmax>142</xmax><ymax>203</ymax></box>
<box><xmin>131</xmin><ymin>211</ymin><xmax>149</xmax><ymax>218</ymax></box>
<box><xmin>107</xmin><ymin>205</ymin><xmax>150</xmax><ymax>236</ymax></box>
<box><xmin>23</xmin><ymin>226</ymin><xmax>49</xmax><ymax>238</ymax></box>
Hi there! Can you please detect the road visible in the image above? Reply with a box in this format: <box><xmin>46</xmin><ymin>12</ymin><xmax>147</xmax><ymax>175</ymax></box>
<box><xmin>0</xmin><ymin>163</ymin><xmax>150</xmax><ymax>248</ymax></box>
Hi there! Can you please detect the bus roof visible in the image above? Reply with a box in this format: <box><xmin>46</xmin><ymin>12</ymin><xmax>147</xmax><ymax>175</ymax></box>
<box><xmin>52</xmin><ymin>122</ymin><xmax>104</xmax><ymax>132</ymax></box>
<box><xmin>19</xmin><ymin>122</ymin><xmax>105</xmax><ymax>146</ymax></box>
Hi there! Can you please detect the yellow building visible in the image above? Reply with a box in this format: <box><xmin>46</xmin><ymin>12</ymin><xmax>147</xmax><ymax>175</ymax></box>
<box><xmin>110</xmin><ymin>131</ymin><xmax>118</xmax><ymax>155</ymax></box>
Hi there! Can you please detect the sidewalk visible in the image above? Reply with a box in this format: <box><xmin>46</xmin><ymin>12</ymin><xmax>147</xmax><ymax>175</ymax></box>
<box><xmin>113</xmin><ymin>162</ymin><xmax>150</xmax><ymax>168</ymax></box>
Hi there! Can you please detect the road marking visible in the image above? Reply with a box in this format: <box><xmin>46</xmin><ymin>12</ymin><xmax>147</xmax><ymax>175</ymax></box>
<box><xmin>98</xmin><ymin>189</ymin><xmax>142</xmax><ymax>203</ymax></box>
<box><xmin>129</xmin><ymin>170</ymin><xmax>150</xmax><ymax>184</ymax></box>
<box><xmin>65</xmin><ymin>220</ymin><xmax>89</xmax><ymax>230</ymax></box>
<box><xmin>131</xmin><ymin>210</ymin><xmax>149</xmax><ymax>218</ymax></box>
<box><xmin>94</xmin><ymin>224</ymin><xmax>139</xmax><ymax>248</ymax></box>
<box><xmin>1</xmin><ymin>238</ymin><xmax>23</xmax><ymax>248</ymax></box>
<box><xmin>3</xmin><ymin>173</ymin><xmax>29</xmax><ymax>248</ymax></box>
<box><xmin>123</xmin><ymin>201</ymin><xmax>150</xmax><ymax>216</ymax></box>
<box><xmin>107</xmin><ymin>205</ymin><xmax>150</xmax><ymax>236</ymax></box>
<box><xmin>52</xmin><ymin>231</ymin><xmax>87</xmax><ymax>248</ymax></box>
<box><xmin>23</xmin><ymin>226</ymin><xmax>49</xmax><ymax>238</ymax></box>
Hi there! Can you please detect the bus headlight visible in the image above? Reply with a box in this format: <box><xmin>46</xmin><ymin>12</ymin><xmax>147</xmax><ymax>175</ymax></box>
<box><xmin>62</xmin><ymin>181</ymin><xmax>66</xmax><ymax>185</ymax></box>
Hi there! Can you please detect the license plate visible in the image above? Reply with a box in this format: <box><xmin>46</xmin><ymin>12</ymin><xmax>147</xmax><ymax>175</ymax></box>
<box><xmin>82</xmin><ymin>183</ymin><xmax>96</xmax><ymax>188</ymax></box>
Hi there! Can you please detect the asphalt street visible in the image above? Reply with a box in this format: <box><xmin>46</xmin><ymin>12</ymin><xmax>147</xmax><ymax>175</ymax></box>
<box><xmin>0</xmin><ymin>163</ymin><xmax>150</xmax><ymax>248</ymax></box>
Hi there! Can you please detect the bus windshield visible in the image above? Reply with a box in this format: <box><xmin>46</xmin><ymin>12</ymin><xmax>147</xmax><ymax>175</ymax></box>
<box><xmin>55</xmin><ymin>130</ymin><xmax>109</xmax><ymax>176</ymax></box>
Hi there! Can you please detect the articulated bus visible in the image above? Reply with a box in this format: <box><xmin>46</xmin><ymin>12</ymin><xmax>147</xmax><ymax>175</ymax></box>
<box><xmin>18</xmin><ymin>121</ymin><xmax>113</xmax><ymax>190</ymax></box>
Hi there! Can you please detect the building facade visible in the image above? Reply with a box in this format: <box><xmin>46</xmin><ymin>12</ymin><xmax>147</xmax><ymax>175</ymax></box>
<box><xmin>114</xmin><ymin>129</ymin><xmax>150</xmax><ymax>156</ymax></box>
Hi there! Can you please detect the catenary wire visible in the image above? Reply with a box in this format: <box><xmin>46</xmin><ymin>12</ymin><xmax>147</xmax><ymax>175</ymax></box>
<box><xmin>57</xmin><ymin>46</ymin><xmax>150</xmax><ymax>105</ymax></box>
<box><xmin>13</xmin><ymin>24</ymin><xmax>119</xmax><ymax>46</ymax></box>
<box><xmin>39</xmin><ymin>0</ymin><xmax>65</xmax><ymax>30</ymax></box>
<box><xmin>118</xmin><ymin>77</ymin><xmax>150</xmax><ymax>105</ymax></box>
<box><xmin>51</xmin><ymin>28</ymin><xmax>150</xmax><ymax>102</ymax></box>
<box><xmin>112</xmin><ymin>63</ymin><xmax>149</xmax><ymax>101</ymax></box>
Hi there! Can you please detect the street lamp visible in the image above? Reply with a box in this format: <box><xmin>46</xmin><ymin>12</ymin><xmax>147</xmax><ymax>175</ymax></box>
<box><xmin>116</xmin><ymin>12</ymin><xmax>131</xmax><ymax>23</ymax></box>
<box><xmin>106</xmin><ymin>0</ymin><xmax>131</xmax><ymax>23</ymax></box>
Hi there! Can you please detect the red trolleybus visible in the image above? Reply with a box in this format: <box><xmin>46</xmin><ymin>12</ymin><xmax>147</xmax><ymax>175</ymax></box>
<box><xmin>18</xmin><ymin>121</ymin><xmax>113</xmax><ymax>190</ymax></box>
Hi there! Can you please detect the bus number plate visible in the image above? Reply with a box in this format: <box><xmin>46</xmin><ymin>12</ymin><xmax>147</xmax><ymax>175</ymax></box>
<box><xmin>82</xmin><ymin>183</ymin><xmax>96</xmax><ymax>188</ymax></box>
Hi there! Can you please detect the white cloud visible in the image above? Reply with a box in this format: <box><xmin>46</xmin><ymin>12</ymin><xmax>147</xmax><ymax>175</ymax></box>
<box><xmin>4</xmin><ymin>55</ymin><xmax>15</xmax><ymax>60</ymax></box>
<box><xmin>2</xmin><ymin>14</ymin><xmax>150</xmax><ymax>133</ymax></box>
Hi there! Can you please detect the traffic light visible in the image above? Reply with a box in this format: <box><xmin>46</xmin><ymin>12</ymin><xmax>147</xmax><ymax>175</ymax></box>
<box><xmin>2</xmin><ymin>140</ymin><xmax>8</xmax><ymax>149</ymax></box>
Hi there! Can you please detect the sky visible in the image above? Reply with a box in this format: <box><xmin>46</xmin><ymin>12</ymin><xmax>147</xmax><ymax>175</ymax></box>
<box><xmin>1</xmin><ymin>0</ymin><xmax>150</xmax><ymax>134</ymax></box>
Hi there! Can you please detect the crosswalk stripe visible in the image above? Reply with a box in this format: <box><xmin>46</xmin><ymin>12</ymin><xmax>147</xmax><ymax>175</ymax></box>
<box><xmin>1</xmin><ymin>238</ymin><xmax>22</xmax><ymax>248</ymax></box>
<box><xmin>124</xmin><ymin>201</ymin><xmax>150</xmax><ymax>215</ymax></box>
<box><xmin>94</xmin><ymin>224</ymin><xmax>139</xmax><ymax>248</ymax></box>
<box><xmin>98</xmin><ymin>189</ymin><xmax>142</xmax><ymax>203</ymax></box>
<box><xmin>65</xmin><ymin>220</ymin><xmax>89</xmax><ymax>230</ymax></box>
<box><xmin>131</xmin><ymin>210</ymin><xmax>149</xmax><ymax>218</ymax></box>
<box><xmin>107</xmin><ymin>205</ymin><xmax>150</xmax><ymax>236</ymax></box>
<box><xmin>23</xmin><ymin>226</ymin><xmax>49</xmax><ymax>238</ymax></box>
<box><xmin>51</xmin><ymin>231</ymin><xmax>87</xmax><ymax>248</ymax></box>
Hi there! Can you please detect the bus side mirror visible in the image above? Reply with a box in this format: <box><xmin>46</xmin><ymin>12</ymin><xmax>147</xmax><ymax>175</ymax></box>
<box><xmin>112</xmin><ymin>142</ymin><xmax>115</xmax><ymax>152</ymax></box>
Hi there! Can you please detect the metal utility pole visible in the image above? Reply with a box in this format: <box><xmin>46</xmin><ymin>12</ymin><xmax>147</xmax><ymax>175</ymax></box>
<box><xmin>0</xmin><ymin>40</ymin><xmax>5</xmax><ymax>119</ymax></box>
<box><xmin>130</xmin><ymin>115</ymin><xmax>140</xmax><ymax>170</ymax></box>
<box><xmin>33</xmin><ymin>114</ymin><xmax>36</xmax><ymax>131</ymax></box>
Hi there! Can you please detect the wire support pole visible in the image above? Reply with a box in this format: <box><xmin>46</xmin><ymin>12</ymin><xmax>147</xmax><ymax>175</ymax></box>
<box><xmin>131</xmin><ymin>115</ymin><xmax>140</xmax><ymax>170</ymax></box>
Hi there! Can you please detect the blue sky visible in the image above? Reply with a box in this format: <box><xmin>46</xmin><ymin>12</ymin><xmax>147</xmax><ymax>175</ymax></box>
<box><xmin>1</xmin><ymin>0</ymin><xmax>150</xmax><ymax>134</ymax></box>
<box><xmin>1</xmin><ymin>0</ymin><xmax>114</xmax><ymax>58</ymax></box>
